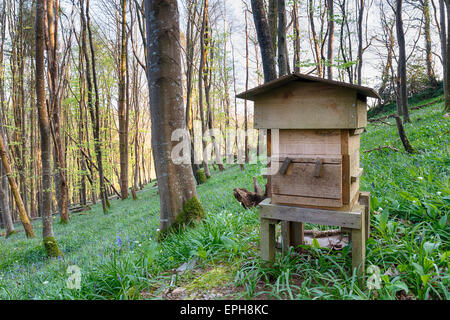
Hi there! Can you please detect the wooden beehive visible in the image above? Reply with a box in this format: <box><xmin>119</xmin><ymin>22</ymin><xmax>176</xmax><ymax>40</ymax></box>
<box><xmin>237</xmin><ymin>73</ymin><xmax>380</xmax><ymax>211</ymax></box>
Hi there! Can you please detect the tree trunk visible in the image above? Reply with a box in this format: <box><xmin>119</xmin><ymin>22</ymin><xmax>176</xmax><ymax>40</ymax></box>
<box><xmin>268</xmin><ymin>0</ymin><xmax>278</xmax><ymax>55</ymax></box>
<box><xmin>83</xmin><ymin>0</ymin><xmax>110</xmax><ymax>212</ymax></box>
<box><xmin>309</xmin><ymin>0</ymin><xmax>323</xmax><ymax>77</ymax></box>
<box><xmin>439</xmin><ymin>0</ymin><xmax>447</xmax><ymax>94</ymax></box>
<box><xmin>357</xmin><ymin>0</ymin><xmax>364</xmax><ymax>85</ymax></box>
<box><xmin>198</xmin><ymin>0</ymin><xmax>211</xmax><ymax>178</ymax></box>
<box><xmin>423</xmin><ymin>0</ymin><xmax>438</xmax><ymax>87</ymax></box>
<box><xmin>395</xmin><ymin>0</ymin><xmax>410</xmax><ymax>122</ymax></box>
<box><xmin>394</xmin><ymin>115</ymin><xmax>416</xmax><ymax>153</ymax></box>
<box><xmin>327</xmin><ymin>0</ymin><xmax>335</xmax><ymax>79</ymax></box>
<box><xmin>292</xmin><ymin>0</ymin><xmax>301</xmax><ymax>72</ymax></box>
<box><xmin>250</xmin><ymin>0</ymin><xmax>277</xmax><ymax>82</ymax></box>
<box><xmin>0</xmin><ymin>121</ymin><xmax>34</xmax><ymax>238</ymax></box>
<box><xmin>445</xmin><ymin>0</ymin><xmax>450</xmax><ymax>112</ymax></box>
<box><xmin>145</xmin><ymin>0</ymin><xmax>204</xmax><ymax>233</ymax></box>
<box><xmin>277</xmin><ymin>0</ymin><xmax>289</xmax><ymax>76</ymax></box>
<box><xmin>36</xmin><ymin>0</ymin><xmax>62</xmax><ymax>256</ymax></box>
<box><xmin>118</xmin><ymin>0</ymin><xmax>129</xmax><ymax>199</ymax></box>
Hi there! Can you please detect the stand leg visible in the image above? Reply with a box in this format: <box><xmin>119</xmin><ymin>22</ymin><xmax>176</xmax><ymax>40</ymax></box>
<box><xmin>359</xmin><ymin>192</ymin><xmax>371</xmax><ymax>241</ymax></box>
<box><xmin>281</xmin><ymin>221</ymin><xmax>291</xmax><ymax>254</ymax></box>
<box><xmin>351</xmin><ymin>209</ymin><xmax>366</xmax><ymax>276</ymax></box>
<box><xmin>290</xmin><ymin>222</ymin><xmax>304</xmax><ymax>249</ymax></box>
<box><xmin>281</xmin><ymin>221</ymin><xmax>304</xmax><ymax>254</ymax></box>
<box><xmin>261</xmin><ymin>218</ymin><xmax>276</xmax><ymax>263</ymax></box>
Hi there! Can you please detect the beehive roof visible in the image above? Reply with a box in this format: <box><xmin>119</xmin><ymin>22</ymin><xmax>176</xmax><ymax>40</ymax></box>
<box><xmin>236</xmin><ymin>72</ymin><xmax>381</xmax><ymax>100</ymax></box>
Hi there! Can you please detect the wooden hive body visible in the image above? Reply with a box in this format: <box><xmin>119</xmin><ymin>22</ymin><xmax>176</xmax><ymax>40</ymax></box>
<box><xmin>237</xmin><ymin>73</ymin><xmax>380</xmax><ymax>211</ymax></box>
<box><xmin>269</xmin><ymin>129</ymin><xmax>362</xmax><ymax>210</ymax></box>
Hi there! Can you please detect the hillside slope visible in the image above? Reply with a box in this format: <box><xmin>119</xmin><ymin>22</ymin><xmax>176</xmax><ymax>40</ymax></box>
<box><xmin>0</xmin><ymin>97</ymin><xmax>448</xmax><ymax>300</ymax></box>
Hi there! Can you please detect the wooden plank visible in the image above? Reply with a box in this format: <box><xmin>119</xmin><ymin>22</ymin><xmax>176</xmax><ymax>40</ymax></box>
<box><xmin>259</xmin><ymin>198</ymin><xmax>362</xmax><ymax>229</ymax></box>
<box><xmin>260</xmin><ymin>218</ymin><xmax>276</xmax><ymax>263</ymax></box>
<box><xmin>277</xmin><ymin>129</ymin><xmax>342</xmax><ymax>156</ymax></box>
<box><xmin>351</xmin><ymin>204</ymin><xmax>366</xmax><ymax>276</ymax></box>
<box><xmin>271</xmin><ymin>194</ymin><xmax>343</xmax><ymax>208</ymax></box>
<box><xmin>356</xmin><ymin>98</ymin><xmax>368</xmax><ymax>129</ymax></box>
<box><xmin>267</xmin><ymin>129</ymin><xmax>272</xmax><ymax>198</ymax></box>
<box><xmin>359</xmin><ymin>192</ymin><xmax>371</xmax><ymax>241</ymax></box>
<box><xmin>341</xmin><ymin>130</ymin><xmax>350</xmax><ymax>205</ymax></box>
<box><xmin>351</xmin><ymin>168</ymin><xmax>364</xmax><ymax>183</ymax></box>
<box><xmin>350</xmin><ymin>128</ymin><xmax>365</xmax><ymax>136</ymax></box>
<box><xmin>254</xmin><ymin>82</ymin><xmax>359</xmax><ymax>129</ymax></box>
<box><xmin>271</xmin><ymin>162</ymin><xmax>342</xmax><ymax>199</ymax></box>
<box><xmin>272</xmin><ymin>155</ymin><xmax>342</xmax><ymax>164</ymax></box>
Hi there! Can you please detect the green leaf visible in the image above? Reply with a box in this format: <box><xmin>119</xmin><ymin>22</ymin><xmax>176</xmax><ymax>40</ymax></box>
<box><xmin>411</xmin><ymin>262</ymin><xmax>424</xmax><ymax>276</ymax></box>
<box><xmin>420</xmin><ymin>274</ymin><xmax>430</xmax><ymax>286</ymax></box>
<box><xmin>438</xmin><ymin>215</ymin><xmax>447</xmax><ymax>229</ymax></box>
<box><xmin>423</xmin><ymin>241</ymin><xmax>440</xmax><ymax>255</ymax></box>
<box><xmin>391</xmin><ymin>281</ymin><xmax>409</xmax><ymax>294</ymax></box>
<box><xmin>312</xmin><ymin>238</ymin><xmax>321</xmax><ymax>249</ymax></box>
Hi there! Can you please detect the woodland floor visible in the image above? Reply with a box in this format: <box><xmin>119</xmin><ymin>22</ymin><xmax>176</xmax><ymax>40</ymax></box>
<box><xmin>0</xmin><ymin>96</ymin><xmax>449</xmax><ymax>300</ymax></box>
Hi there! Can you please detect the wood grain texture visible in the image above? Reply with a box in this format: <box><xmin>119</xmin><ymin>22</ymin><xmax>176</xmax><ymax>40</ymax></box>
<box><xmin>271</xmin><ymin>161</ymin><xmax>342</xmax><ymax>199</ymax></box>
<box><xmin>254</xmin><ymin>82</ymin><xmax>359</xmax><ymax>129</ymax></box>
<box><xmin>260</xmin><ymin>218</ymin><xmax>276</xmax><ymax>262</ymax></box>
<box><xmin>259</xmin><ymin>198</ymin><xmax>362</xmax><ymax>228</ymax></box>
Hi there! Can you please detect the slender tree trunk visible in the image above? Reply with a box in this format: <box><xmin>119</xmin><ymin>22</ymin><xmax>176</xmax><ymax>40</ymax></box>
<box><xmin>0</xmin><ymin>2</ymin><xmax>14</xmax><ymax>237</ymax></box>
<box><xmin>268</xmin><ymin>0</ymin><xmax>278</xmax><ymax>55</ymax></box>
<box><xmin>423</xmin><ymin>0</ymin><xmax>438</xmax><ymax>87</ymax></box>
<box><xmin>36</xmin><ymin>0</ymin><xmax>61</xmax><ymax>255</ymax></box>
<box><xmin>85</xmin><ymin>0</ymin><xmax>110</xmax><ymax>211</ymax></box>
<box><xmin>199</xmin><ymin>0</ymin><xmax>211</xmax><ymax>178</ymax></box>
<box><xmin>394</xmin><ymin>115</ymin><xmax>416</xmax><ymax>153</ymax></box>
<box><xmin>395</xmin><ymin>0</ymin><xmax>410</xmax><ymax>122</ymax></box>
<box><xmin>145</xmin><ymin>0</ymin><xmax>204</xmax><ymax>233</ymax></box>
<box><xmin>445</xmin><ymin>0</ymin><xmax>450</xmax><ymax>112</ymax></box>
<box><xmin>277</xmin><ymin>0</ymin><xmax>289</xmax><ymax>76</ymax></box>
<box><xmin>250</xmin><ymin>0</ymin><xmax>277</xmax><ymax>82</ymax></box>
<box><xmin>309</xmin><ymin>0</ymin><xmax>323</xmax><ymax>77</ymax></box>
<box><xmin>327</xmin><ymin>0</ymin><xmax>335</xmax><ymax>79</ymax></box>
<box><xmin>439</xmin><ymin>0</ymin><xmax>447</xmax><ymax>94</ymax></box>
<box><xmin>0</xmin><ymin>122</ymin><xmax>34</xmax><ymax>238</ymax></box>
<box><xmin>292</xmin><ymin>0</ymin><xmax>301</xmax><ymax>72</ymax></box>
<box><xmin>0</xmin><ymin>163</ymin><xmax>14</xmax><ymax>237</ymax></box>
<box><xmin>357</xmin><ymin>0</ymin><xmax>364</xmax><ymax>85</ymax></box>
<box><xmin>118</xmin><ymin>0</ymin><xmax>129</xmax><ymax>199</ymax></box>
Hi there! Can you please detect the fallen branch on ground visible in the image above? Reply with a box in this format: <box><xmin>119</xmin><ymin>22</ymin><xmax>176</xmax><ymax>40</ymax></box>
<box><xmin>364</xmin><ymin>145</ymin><xmax>400</xmax><ymax>153</ymax></box>
<box><xmin>304</xmin><ymin>229</ymin><xmax>342</xmax><ymax>238</ymax></box>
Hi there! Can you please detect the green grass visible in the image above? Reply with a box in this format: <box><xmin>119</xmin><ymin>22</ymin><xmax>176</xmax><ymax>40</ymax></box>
<box><xmin>0</xmin><ymin>97</ymin><xmax>449</xmax><ymax>300</ymax></box>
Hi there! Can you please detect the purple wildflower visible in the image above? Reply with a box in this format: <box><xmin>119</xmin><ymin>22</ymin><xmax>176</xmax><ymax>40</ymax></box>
<box><xmin>116</xmin><ymin>236</ymin><xmax>122</xmax><ymax>248</ymax></box>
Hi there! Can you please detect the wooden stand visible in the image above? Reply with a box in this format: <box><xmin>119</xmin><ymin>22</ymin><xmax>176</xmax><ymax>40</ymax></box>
<box><xmin>258</xmin><ymin>192</ymin><xmax>370</xmax><ymax>276</ymax></box>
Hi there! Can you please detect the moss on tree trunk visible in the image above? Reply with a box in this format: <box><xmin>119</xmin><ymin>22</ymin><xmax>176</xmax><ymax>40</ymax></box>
<box><xmin>43</xmin><ymin>236</ymin><xmax>63</xmax><ymax>257</ymax></box>
<box><xmin>157</xmin><ymin>196</ymin><xmax>205</xmax><ymax>241</ymax></box>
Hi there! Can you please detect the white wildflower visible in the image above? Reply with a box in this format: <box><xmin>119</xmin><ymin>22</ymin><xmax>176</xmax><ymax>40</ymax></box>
<box><xmin>43</xmin><ymin>281</ymin><xmax>49</xmax><ymax>285</ymax></box>
<box><xmin>437</xmin><ymin>192</ymin><xmax>442</xmax><ymax>196</ymax></box>
<box><xmin>417</xmin><ymin>177</ymin><xmax>424</xmax><ymax>180</ymax></box>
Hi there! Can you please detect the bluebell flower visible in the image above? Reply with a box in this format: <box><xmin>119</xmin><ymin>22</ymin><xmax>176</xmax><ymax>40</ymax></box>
<box><xmin>116</xmin><ymin>236</ymin><xmax>122</xmax><ymax>248</ymax></box>
<box><xmin>118</xmin><ymin>275</ymin><xmax>122</xmax><ymax>282</ymax></box>
<box><xmin>371</xmin><ymin>182</ymin><xmax>375</xmax><ymax>189</ymax></box>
